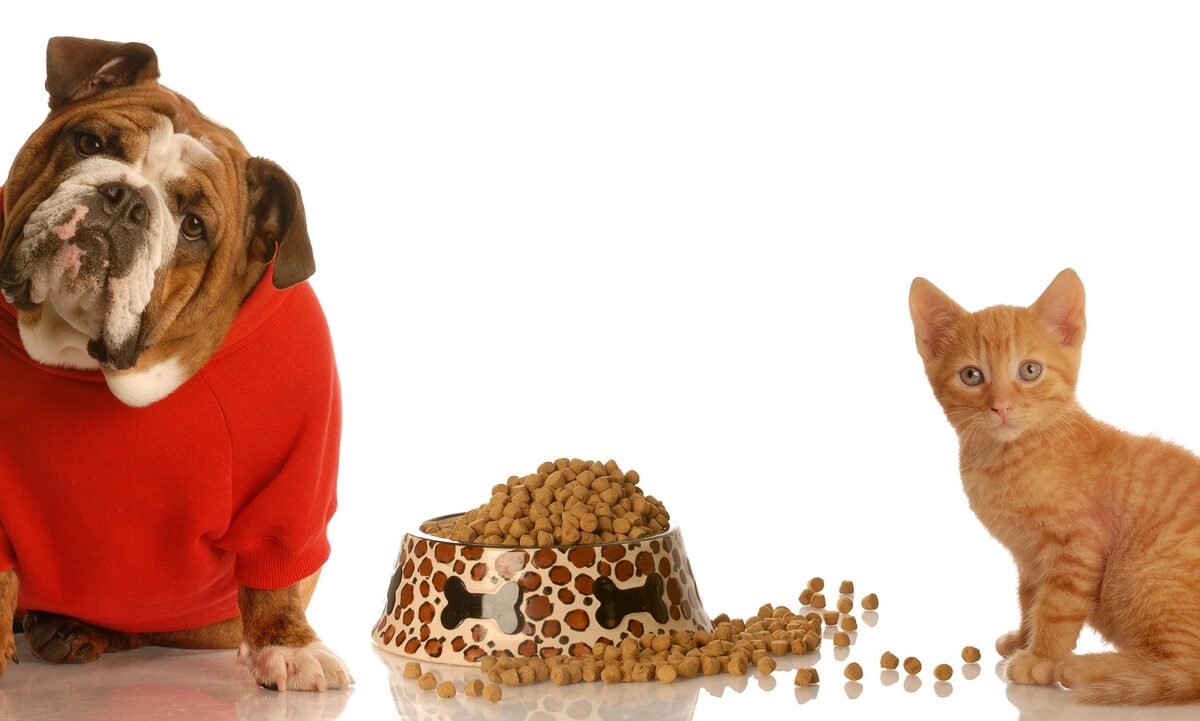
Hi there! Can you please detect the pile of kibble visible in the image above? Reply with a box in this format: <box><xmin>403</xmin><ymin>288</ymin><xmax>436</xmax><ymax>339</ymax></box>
<box><xmin>400</xmin><ymin>575</ymin><xmax>986</xmax><ymax>703</ymax></box>
<box><xmin>420</xmin><ymin>459</ymin><xmax>670</xmax><ymax>546</ymax></box>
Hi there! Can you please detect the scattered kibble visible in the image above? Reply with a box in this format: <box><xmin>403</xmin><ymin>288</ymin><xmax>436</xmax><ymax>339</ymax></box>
<box><xmin>837</xmin><ymin>597</ymin><xmax>853</xmax><ymax>614</ymax></box>
<box><xmin>845</xmin><ymin>662</ymin><xmax>863</xmax><ymax>681</ymax></box>
<box><xmin>861</xmin><ymin>593</ymin><xmax>879</xmax><ymax>611</ymax></box>
<box><xmin>418</xmin><ymin>672</ymin><xmax>438</xmax><ymax>691</ymax></box>
<box><xmin>904</xmin><ymin>657</ymin><xmax>922</xmax><ymax>675</ymax></box>
<box><xmin>403</xmin><ymin>661</ymin><xmax>422</xmax><ymax>679</ymax></box>
<box><xmin>419</xmin><ymin>459</ymin><xmax>669</xmax><ymax>545</ymax></box>
<box><xmin>810</xmin><ymin>593</ymin><xmax>826</xmax><ymax>609</ymax></box>
<box><xmin>464</xmin><ymin>679</ymin><xmax>484</xmax><ymax>697</ymax></box>
<box><xmin>795</xmin><ymin>667</ymin><xmax>820</xmax><ymax>686</ymax></box>
<box><xmin>934</xmin><ymin>664</ymin><xmax>953</xmax><ymax>681</ymax></box>
<box><xmin>436</xmin><ymin>681</ymin><xmax>456</xmax><ymax>699</ymax></box>
<box><xmin>833</xmin><ymin>631</ymin><xmax>850</xmax><ymax>647</ymax></box>
<box><xmin>840</xmin><ymin>615</ymin><xmax>857</xmax><ymax>631</ymax></box>
<box><xmin>962</xmin><ymin>646</ymin><xmax>981</xmax><ymax>663</ymax></box>
<box><xmin>808</xmin><ymin>577</ymin><xmax>825</xmax><ymax>592</ymax></box>
<box><xmin>483</xmin><ymin>683</ymin><xmax>503</xmax><ymax>703</ymax></box>
<box><xmin>881</xmin><ymin>651</ymin><xmax>899</xmax><ymax>670</ymax></box>
<box><xmin>840</xmin><ymin>580</ymin><xmax>854</xmax><ymax>594</ymax></box>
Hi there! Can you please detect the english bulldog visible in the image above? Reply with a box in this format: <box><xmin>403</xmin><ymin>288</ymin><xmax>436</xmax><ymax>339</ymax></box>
<box><xmin>0</xmin><ymin>37</ymin><xmax>350</xmax><ymax>691</ymax></box>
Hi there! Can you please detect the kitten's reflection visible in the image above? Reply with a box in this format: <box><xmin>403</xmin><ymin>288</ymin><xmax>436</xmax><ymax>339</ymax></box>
<box><xmin>1006</xmin><ymin>683</ymin><xmax>1200</xmax><ymax>721</ymax></box>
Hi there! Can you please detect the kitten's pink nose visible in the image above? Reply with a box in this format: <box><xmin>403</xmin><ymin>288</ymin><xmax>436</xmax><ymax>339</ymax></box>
<box><xmin>991</xmin><ymin>404</ymin><xmax>1011</xmax><ymax>423</ymax></box>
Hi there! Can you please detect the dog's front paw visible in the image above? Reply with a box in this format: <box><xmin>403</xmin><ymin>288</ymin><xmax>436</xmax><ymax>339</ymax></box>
<box><xmin>238</xmin><ymin>641</ymin><xmax>353</xmax><ymax>691</ymax></box>
<box><xmin>0</xmin><ymin>626</ymin><xmax>16</xmax><ymax>675</ymax></box>
<box><xmin>1005</xmin><ymin>649</ymin><xmax>1058</xmax><ymax>685</ymax></box>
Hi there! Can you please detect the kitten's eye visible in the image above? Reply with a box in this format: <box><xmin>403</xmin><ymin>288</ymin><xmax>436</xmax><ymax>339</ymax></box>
<box><xmin>1019</xmin><ymin>361</ymin><xmax>1043</xmax><ymax>382</ymax></box>
<box><xmin>959</xmin><ymin>367</ymin><xmax>984</xmax><ymax>386</ymax></box>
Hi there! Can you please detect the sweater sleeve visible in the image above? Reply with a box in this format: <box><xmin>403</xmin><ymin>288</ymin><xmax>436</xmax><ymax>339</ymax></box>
<box><xmin>207</xmin><ymin>284</ymin><xmax>342</xmax><ymax>590</ymax></box>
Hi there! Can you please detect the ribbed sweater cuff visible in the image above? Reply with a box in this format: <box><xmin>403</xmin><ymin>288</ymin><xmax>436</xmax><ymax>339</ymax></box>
<box><xmin>235</xmin><ymin>539</ymin><xmax>330</xmax><ymax>590</ymax></box>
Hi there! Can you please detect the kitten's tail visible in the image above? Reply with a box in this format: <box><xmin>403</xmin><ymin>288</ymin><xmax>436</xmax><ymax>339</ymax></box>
<box><xmin>1072</xmin><ymin>655</ymin><xmax>1200</xmax><ymax>705</ymax></box>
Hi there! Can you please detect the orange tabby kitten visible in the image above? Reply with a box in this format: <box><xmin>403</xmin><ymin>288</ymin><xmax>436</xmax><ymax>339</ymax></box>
<box><xmin>910</xmin><ymin>268</ymin><xmax>1200</xmax><ymax>705</ymax></box>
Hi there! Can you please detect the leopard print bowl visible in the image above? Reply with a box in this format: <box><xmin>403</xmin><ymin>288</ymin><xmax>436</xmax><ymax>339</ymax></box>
<box><xmin>372</xmin><ymin>516</ymin><xmax>712</xmax><ymax>666</ymax></box>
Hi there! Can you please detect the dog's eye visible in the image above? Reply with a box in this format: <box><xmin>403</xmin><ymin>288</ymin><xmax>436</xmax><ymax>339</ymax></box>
<box><xmin>74</xmin><ymin>133</ymin><xmax>104</xmax><ymax>157</ymax></box>
<box><xmin>181</xmin><ymin>214</ymin><xmax>207</xmax><ymax>242</ymax></box>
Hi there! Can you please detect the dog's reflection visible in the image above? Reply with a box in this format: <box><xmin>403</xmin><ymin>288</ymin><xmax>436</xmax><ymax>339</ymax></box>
<box><xmin>0</xmin><ymin>637</ymin><xmax>350</xmax><ymax>721</ymax></box>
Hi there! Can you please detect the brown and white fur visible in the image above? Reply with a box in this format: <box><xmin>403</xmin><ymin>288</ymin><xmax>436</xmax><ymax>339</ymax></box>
<box><xmin>910</xmin><ymin>268</ymin><xmax>1200</xmax><ymax>705</ymax></box>
<box><xmin>0</xmin><ymin>38</ymin><xmax>347</xmax><ymax>691</ymax></box>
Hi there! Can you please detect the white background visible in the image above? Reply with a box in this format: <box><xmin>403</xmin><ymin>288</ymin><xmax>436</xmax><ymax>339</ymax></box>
<box><xmin>2</xmin><ymin>2</ymin><xmax>1200</xmax><ymax>720</ymax></box>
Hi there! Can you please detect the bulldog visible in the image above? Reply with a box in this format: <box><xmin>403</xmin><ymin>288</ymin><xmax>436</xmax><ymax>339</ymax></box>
<box><xmin>0</xmin><ymin>37</ymin><xmax>350</xmax><ymax>691</ymax></box>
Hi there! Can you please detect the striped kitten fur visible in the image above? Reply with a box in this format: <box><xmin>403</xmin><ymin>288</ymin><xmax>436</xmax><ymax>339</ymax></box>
<box><xmin>910</xmin><ymin>268</ymin><xmax>1200</xmax><ymax>705</ymax></box>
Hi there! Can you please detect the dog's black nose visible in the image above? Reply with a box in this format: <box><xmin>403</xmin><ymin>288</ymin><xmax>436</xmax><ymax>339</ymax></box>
<box><xmin>97</xmin><ymin>181</ymin><xmax>148</xmax><ymax>226</ymax></box>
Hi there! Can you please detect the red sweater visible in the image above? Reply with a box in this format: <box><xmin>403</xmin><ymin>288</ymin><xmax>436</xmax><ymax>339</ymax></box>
<box><xmin>0</xmin><ymin>191</ymin><xmax>341</xmax><ymax>633</ymax></box>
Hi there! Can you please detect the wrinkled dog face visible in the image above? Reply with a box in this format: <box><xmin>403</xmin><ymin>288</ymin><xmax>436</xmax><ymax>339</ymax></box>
<box><xmin>0</xmin><ymin>37</ymin><xmax>314</xmax><ymax>405</ymax></box>
<box><xmin>16</xmin><ymin>120</ymin><xmax>214</xmax><ymax>368</ymax></box>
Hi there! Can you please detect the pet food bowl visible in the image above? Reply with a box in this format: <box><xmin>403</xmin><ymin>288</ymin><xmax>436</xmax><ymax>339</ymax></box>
<box><xmin>372</xmin><ymin>514</ymin><xmax>712</xmax><ymax>665</ymax></box>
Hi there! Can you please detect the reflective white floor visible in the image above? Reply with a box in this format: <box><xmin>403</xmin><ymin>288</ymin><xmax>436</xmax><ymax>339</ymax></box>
<box><xmin>4</xmin><ymin>612</ymin><xmax>1199</xmax><ymax>721</ymax></box>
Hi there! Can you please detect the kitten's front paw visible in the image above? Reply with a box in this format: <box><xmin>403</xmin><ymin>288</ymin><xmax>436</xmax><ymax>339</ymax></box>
<box><xmin>237</xmin><ymin>641</ymin><xmax>353</xmax><ymax>691</ymax></box>
<box><xmin>995</xmin><ymin>630</ymin><xmax>1027</xmax><ymax>657</ymax></box>
<box><xmin>1005</xmin><ymin>650</ymin><xmax>1057</xmax><ymax>685</ymax></box>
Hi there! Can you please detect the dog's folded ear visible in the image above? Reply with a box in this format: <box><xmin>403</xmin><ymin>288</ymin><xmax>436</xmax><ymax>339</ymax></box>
<box><xmin>244</xmin><ymin>158</ymin><xmax>316</xmax><ymax>290</ymax></box>
<box><xmin>45</xmin><ymin>37</ymin><xmax>160</xmax><ymax>111</ymax></box>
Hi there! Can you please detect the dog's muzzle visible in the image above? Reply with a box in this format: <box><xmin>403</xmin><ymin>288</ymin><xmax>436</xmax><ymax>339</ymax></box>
<box><xmin>1</xmin><ymin>161</ymin><xmax>175</xmax><ymax>370</ymax></box>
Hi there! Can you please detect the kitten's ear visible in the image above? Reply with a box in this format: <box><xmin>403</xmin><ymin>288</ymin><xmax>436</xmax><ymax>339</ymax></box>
<box><xmin>909</xmin><ymin>277</ymin><xmax>966</xmax><ymax>359</ymax></box>
<box><xmin>1031</xmin><ymin>268</ymin><xmax>1086</xmax><ymax>346</ymax></box>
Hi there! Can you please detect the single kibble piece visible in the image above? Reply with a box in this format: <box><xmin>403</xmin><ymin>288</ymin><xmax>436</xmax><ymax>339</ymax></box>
<box><xmin>799</xmin><ymin>588</ymin><xmax>814</xmax><ymax>605</ymax></box>
<box><xmin>808</xmin><ymin>577</ymin><xmax>825</xmax><ymax>592</ymax></box>
<box><xmin>861</xmin><ymin>593</ymin><xmax>879</xmax><ymax>611</ymax></box>
<box><xmin>656</xmin><ymin>664</ymin><xmax>678</xmax><ymax>683</ymax></box>
<box><xmin>770</xmin><ymin>639</ymin><xmax>790</xmax><ymax>656</ymax></box>
<box><xmin>417</xmin><ymin>672</ymin><xmax>437</xmax><ymax>691</ymax></box>
<box><xmin>833</xmin><ymin>631</ymin><xmax>850</xmax><ymax>647</ymax></box>
<box><xmin>794</xmin><ymin>667</ymin><xmax>820</xmax><ymax>686</ymax></box>
<box><xmin>436</xmin><ymin>681</ymin><xmax>456</xmax><ymax>699</ymax></box>
<box><xmin>837</xmin><ymin>597</ymin><xmax>853</xmax><ymax>614</ymax></box>
<box><xmin>839</xmin><ymin>580</ymin><xmax>854</xmax><ymax>594</ymax></box>
<box><xmin>483</xmin><ymin>683</ymin><xmax>503</xmax><ymax>703</ymax></box>
<box><xmin>464</xmin><ymin>679</ymin><xmax>484</xmax><ymax>697</ymax></box>
<box><xmin>601</xmin><ymin>664</ymin><xmax>622</xmax><ymax>684</ymax></box>
<box><xmin>840</xmin><ymin>615</ymin><xmax>857</xmax><ymax>631</ymax></box>
<box><xmin>757</xmin><ymin>656</ymin><xmax>777</xmax><ymax>674</ymax></box>
<box><xmin>844</xmin><ymin>662</ymin><xmax>863</xmax><ymax>681</ymax></box>
<box><xmin>904</xmin><ymin>657</ymin><xmax>922</xmax><ymax>675</ymax></box>
<box><xmin>810</xmin><ymin>593</ymin><xmax>826</xmax><ymax>609</ymax></box>
<box><xmin>650</xmin><ymin>634</ymin><xmax>671</xmax><ymax>653</ymax></box>
<box><xmin>881</xmin><ymin>651</ymin><xmax>899</xmax><ymax>670</ymax></box>
<box><xmin>823</xmin><ymin>610</ymin><xmax>840</xmax><ymax>626</ymax></box>
<box><xmin>727</xmin><ymin>655</ymin><xmax>749</xmax><ymax>675</ymax></box>
<box><xmin>934</xmin><ymin>664</ymin><xmax>953</xmax><ymax>681</ymax></box>
<box><xmin>701</xmin><ymin>656</ymin><xmax>722</xmax><ymax>676</ymax></box>
<box><xmin>403</xmin><ymin>662</ymin><xmax>422</xmax><ymax>679</ymax></box>
<box><xmin>962</xmin><ymin>646</ymin><xmax>982</xmax><ymax>663</ymax></box>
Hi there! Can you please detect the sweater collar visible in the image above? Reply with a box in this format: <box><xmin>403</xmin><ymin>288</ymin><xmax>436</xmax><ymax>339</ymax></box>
<box><xmin>0</xmin><ymin>185</ymin><xmax>293</xmax><ymax>374</ymax></box>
